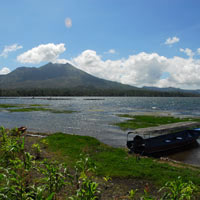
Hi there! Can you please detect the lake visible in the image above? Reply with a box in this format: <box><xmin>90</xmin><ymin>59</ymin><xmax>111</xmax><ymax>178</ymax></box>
<box><xmin>0</xmin><ymin>96</ymin><xmax>200</xmax><ymax>166</ymax></box>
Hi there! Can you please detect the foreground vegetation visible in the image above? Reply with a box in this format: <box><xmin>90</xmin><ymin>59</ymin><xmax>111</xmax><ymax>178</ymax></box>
<box><xmin>115</xmin><ymin>114</ymin><xmax>200</xmax><ymax>130</ymax></box>
<box><xmin>0</xmin><ymin>127</ymin><xmax>199</xmax><ymax>199</ymax></box>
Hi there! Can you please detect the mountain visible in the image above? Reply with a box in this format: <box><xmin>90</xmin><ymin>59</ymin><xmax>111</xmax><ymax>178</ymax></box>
<box><xmin>0</xmin><ymin>62</ymin><xmax>136</xmax><ymax>90</ymax></box>
<box><xmin>0</xmin><ymin>63</ymin><xmax>199</xmax><ymax>97</ymax></box>
<box><xmin>143</xmin><ymin>86</ymin><xmax>200</xmax><ymax>95</ymax></box>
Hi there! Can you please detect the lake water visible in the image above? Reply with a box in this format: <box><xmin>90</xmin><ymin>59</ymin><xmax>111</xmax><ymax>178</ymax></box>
<box><xmin>0</xmin><ymin>96</ymin><xmax>200</xmax><ymax>166</ymax></box>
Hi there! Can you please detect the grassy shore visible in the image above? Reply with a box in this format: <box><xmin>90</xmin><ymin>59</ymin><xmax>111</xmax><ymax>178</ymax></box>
<box><xmin>0</xmin><ymin>128</ymin><xmax>200</xmax><ymax>199</ymax></box>
<box><xmin>41</xmin><ymin>132</ymin><xmax>200</xmax><ymax>198</ymax></box>
<box><xmin>115</xmin><ymin>114</ymin><xmax>200</xmax><ymax>130</ymax></box>
<box><xmin>45</xmin><ymin>133</ymin><xmax>200</xmax><ymax>186</ymax></box>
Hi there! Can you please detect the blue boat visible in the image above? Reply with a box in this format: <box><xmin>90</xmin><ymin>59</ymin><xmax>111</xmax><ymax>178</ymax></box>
<box><xmin>127</xmin><ymin>128</ymin><xmax>200</xmax><ymax>156</ymax></box>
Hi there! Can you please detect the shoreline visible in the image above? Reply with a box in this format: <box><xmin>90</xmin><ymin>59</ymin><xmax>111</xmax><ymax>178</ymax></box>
<box><xmin>1</xmin><ymin>128</ymin><xmax>200</xmax><ymax>199</ymax></box>
<box><xmin>24</xmin><ymin>130</ymin><xmax>200</xmax><ymax>169</ymax></box>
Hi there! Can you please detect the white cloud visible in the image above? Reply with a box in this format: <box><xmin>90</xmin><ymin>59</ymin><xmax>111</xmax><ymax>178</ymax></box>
<box><xmin>180</xmin><ymin>48</ymin><xmax>195</xmax><ymax>58</ymax></box>
<box><xmin>197</xmin><ymin>48</ymin><xmax>200</xmax><ymax>55</ymax></box>
<box><xmin>65</xmin><ymin>18</ymin><xmax>72</xmax><ymax>28</ymax></box>
<box><xmin>15</xmin><ymin>43</ymin><xmax>200</xmax><ymax>89</ymax></box>
<box><xmin>17</xmin><ymin>43</ymin><xmax>66</xmax><ymax>64</ymax></box>
<box><xmin>71</xmin><ymin>50</ymin><xmax>200</xmax><ymax>89</ymax></box>
<box><xmin>0</xmin><ymin>67</ymin><xmax>11</xmax><ymax>75</ymax></box>
<box><xmin>72</xmin><ymin>50</ymin><xmax>167</xmax><ymax>87</ymax></box>
<box><xmin>0</xmin><ymin>44</ymin><xmax>23</xmax><ymax>57</ymax></box>
<box><xmin>52</xmin><ymin>58</ymin><xmax>72</xmax><ymax>65</ymax></box>
<box><xmin>104</xmin><ymin>49</ymin><xmax>116</xmax><ymax>54</ymax></box>
<box><xmin>162</xmin><ymin>57</ymin><xmax>200</xmax><ymax>89</ymax></box>
<box><xmin>165</xmin><ymin>37</ymin><xmax>180</xmax><ymax>45</ymax></box>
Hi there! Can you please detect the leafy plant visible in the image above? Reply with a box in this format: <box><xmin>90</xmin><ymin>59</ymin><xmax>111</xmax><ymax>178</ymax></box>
<box><xmin>160</xmin><ymin>176</ymin><xmax>198</xmax><ymax>200</ymax></box>
<box><xmin>0</xmin><ymin>136</ymin><xmax>24</xmax><ymax>166</ymax></box>
<box><xmin>69</xmin><ymin>155</ymin><xmax>100</xmax><ymax>200</ymax></box>
<box><xmin>141</xmin><ymin>189</ymin><xmax>156</xmax><ymax>200</ymax></box>
<box><xmin>0</xmin><ymin>163</ymin><xmax>35</xmax><ymax>200</ymax></box>
<box><xmin>0</xmin><ymin>126</ymin><xmax>8</xmax><ymax>143</ymax></box>
<box><xmin>70</xmin><ymin>173</ymin><xmax>99</xmax><ymax>200</ymax></box>
<box><xmin>75</xmin><ymin>154</ymin><xmax>96</xmax><ymax>174</ymax></box>
<box><xmin>128</xmin><ymin>189</ymin><xmax>138</xmax><ymax>199</ymax></box>
<box><xmin>103</xmin><ymin>175</ymin><xmax>112</xmax><ymax>182</ymax></box>
<box><xmin>40</xmin><ymin>138</ymin><xmax>49</xmax><ymax>147</ymax></box>
<box><xmin>39</xmin><ymin>160</ymin><xmax>71</xmax><ymax>194</ymax></box>
<box><xmin>0</xmin><ymin>127</ymin><xmax>55</xmax><ymax>200</ymax></box>
<box><xmin>22</xmin><ymin>152</ymin><xmax>34</xmax><ymax>170</ymax></box>
<box><xmin>32</xmin><ymin>143</ymin><xmax>41</xmax><ymax>159</ymax></box>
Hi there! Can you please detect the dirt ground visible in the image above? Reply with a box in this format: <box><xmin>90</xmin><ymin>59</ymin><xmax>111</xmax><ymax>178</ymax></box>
<box><xmin>23</xmin><ymin>133</ymin><xmax>162</xmax><ymax>199</ymax></box>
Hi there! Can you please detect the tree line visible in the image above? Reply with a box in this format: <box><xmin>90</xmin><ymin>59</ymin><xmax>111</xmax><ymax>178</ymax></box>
<box><xmin>0</xmin><ymin>87</ymin><xmax>199</xmax><ymax>97</ymax></box>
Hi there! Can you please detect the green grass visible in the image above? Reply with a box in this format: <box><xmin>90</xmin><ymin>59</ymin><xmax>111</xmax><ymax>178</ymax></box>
<box><xmin>0</xmin><ymin>104</ymin><xmax>23</xmax><ymax>108</ymax></box>
<box><xmin>29</xmin><ymin>104</ymin><xmax>49</xmax><ymax>107</ymax></box>
<box><xmin>45</xmin><ymin>133</ymin><xmax>200</xmax><ymax>186</ymax></box>
<box><xmin>0</xmin><ymin>103</ymin><xmax>76</xmax><ymax>114</ymax></box>
<box><xmin>115</xmin><ymin>114</ymin><xmax>197</xmax><ymax>130</ymax></box>
<box><xmin>8</xmin><ymin>107</ymin><xmax>52</xmax><ymax>112</ymax></box>
<box><xmin>7</xmin><ymin>107</ymin><xmax>76</xmax><ymax>114</ymax></box>
<box><xmin>0</xmin><ymin>103</ymin><xmax>49</xmax><ymax>108</ymax></box>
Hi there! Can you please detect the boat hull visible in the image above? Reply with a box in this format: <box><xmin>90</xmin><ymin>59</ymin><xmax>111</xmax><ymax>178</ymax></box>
<box><xmin>127</xmin><ymin>129</ymin><xmax>200</xmax><ymax>157</ymax></box>
<box><xmin>141</xmin><ymin>139</ymin><xmax>199</xmax><ymax>157</ymax></box>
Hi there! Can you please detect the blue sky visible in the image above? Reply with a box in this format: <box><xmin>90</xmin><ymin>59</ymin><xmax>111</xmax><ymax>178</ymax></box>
<box><xmin>1</xmin><ymin>0</ymin><xmax>200</xmax><ymax>89</ymax></box>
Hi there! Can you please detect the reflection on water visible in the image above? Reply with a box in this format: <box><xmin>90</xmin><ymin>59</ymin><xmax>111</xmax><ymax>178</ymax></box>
<box><xmin>169</xmin><ymin>139</ymin><xmax>200</xmax><ymax>166</ymax></box>
<box><xmin>0</xmin><ymin>96</ymin><xmax>200</xmax><ymax>166</ymax></box>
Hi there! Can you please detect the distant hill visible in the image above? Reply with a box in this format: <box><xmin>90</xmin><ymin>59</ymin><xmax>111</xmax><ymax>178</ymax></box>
<box><xmin>143</xmin><ymin>86</ymin><xmax>200</xmax><ymax>95</ymax></box>
<box><xmin>0</xmin><ymin>63</ymin><xmax>199</xmax><ymax>97</ymax></box>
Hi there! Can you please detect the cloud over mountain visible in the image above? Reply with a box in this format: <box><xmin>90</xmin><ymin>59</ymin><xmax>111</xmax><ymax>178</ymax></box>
<box><xmin>15</xmin><ymin>43</ymin><xmax>200</xmax><ymax>90</ymax></box>
<box><xmin>72</xmin><ymin>50</ymin><xmax>200</xmax><ymax>90</ymax></box>
<box><xmin>0</xmin><ymin>67</ymin><xmax>11</xmax><ymax>75</ymax></box>
<box><xmin>17</xmin><ymin>43</ymin><xmax>66</xmax><ymax>64</ymax></box>
<box><xmin>72</xmin><ymin>50</ymin><xmax>167</xmax><ymax>87</ymax></box>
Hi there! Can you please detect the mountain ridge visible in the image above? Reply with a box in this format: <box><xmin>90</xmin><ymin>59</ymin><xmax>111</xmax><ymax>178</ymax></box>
<box><xmin>0</xmin><ymin>62</ymin><xmax>136</xmax><ymax>90</ymax></box>
<box><xmin>143</xmin><ymin>86</ymin><xmax>200</xmax><ymax>95</ymax></box>
<box><xmin>0</xmin><ymin>63</ymin><xmax>199</xmax><ymax>97</ymax></box>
